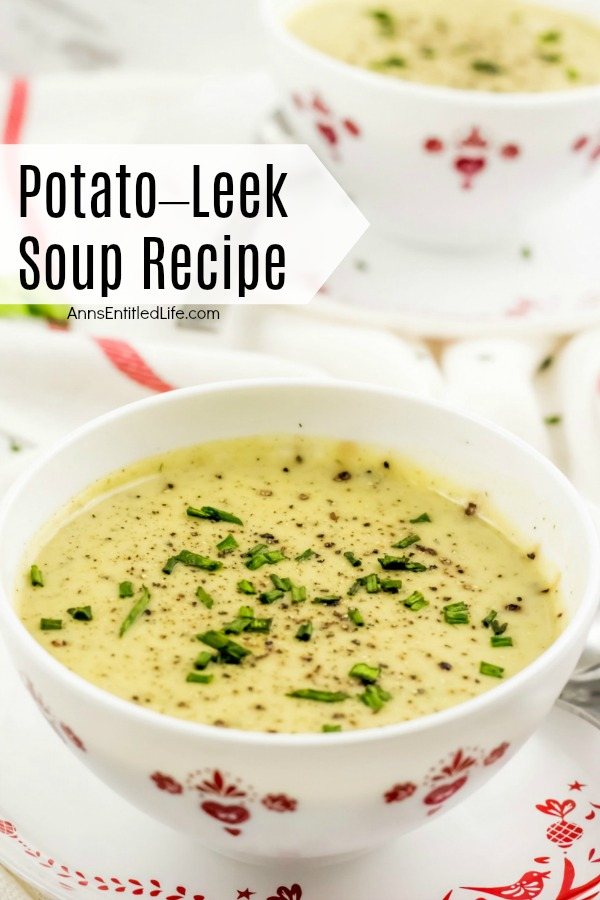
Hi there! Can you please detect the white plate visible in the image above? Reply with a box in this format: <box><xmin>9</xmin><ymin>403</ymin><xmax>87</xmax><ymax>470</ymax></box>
<box><xmin>260</xmin><ymin>111</ymin><xmax>600</xmax><ymax>339</ymax></box>
<box><xmin>2</xmin><ymin>625</ymin><xmax>600</xmax><ymax>900</ymax></box>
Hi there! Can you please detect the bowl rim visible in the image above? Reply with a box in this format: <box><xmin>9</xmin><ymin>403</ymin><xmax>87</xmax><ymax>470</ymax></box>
<box><xmin>1</xmin><ymin>377</ymin><xmax>599</xmax><ymax>748</ymax></box>
<box><xmin>261</xmin><ymin>0</ymin><xmax>600</xmax><ymax>107</ymax></box>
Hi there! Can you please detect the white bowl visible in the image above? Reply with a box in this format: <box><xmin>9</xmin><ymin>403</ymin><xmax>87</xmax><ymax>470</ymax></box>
<box><xmin>0</xmin><ymin>380</ymin><xmax>599</xmax><ymax>863</ymax></box>
<box><xmin>262</xmin><ymin>0</ymin><xmax>600</xmax><ymax>248</ymax></box>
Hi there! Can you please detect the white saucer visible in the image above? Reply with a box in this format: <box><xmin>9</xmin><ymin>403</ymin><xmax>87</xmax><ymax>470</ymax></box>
<box><xmin>261</xmin><ymin>111</ymin><xmax>600</xmax><ymax>339</ymax></box>
<box><xmin>2</xmin><ymin>630</ymin><xmax>600</xmax><ymax>900</ymax></box>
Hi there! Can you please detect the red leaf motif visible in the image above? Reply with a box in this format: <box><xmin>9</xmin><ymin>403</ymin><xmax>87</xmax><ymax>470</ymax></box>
<box><xmin>214</xmin><ymin>771</ymin><xmax>224</xmax><ymax>791</ymax></box>
<box><xmin>384</xmin><ymin>782</ymin><xmax>417</xmax><ymax>804</ymax></box>
<box><xmin>316</xmin><ymin>123</ymin><xmax>337</xmax><ymax>146</ymax></box>
<box><xmin>535</xmin><ymin>857</ymin><xmax>551</xmax><ymax>864</ymax></box>
<box><xmin>0</xmin><ymin>821</ymin><xmax>16</xmax><ymax>837</ymax></box>
<box><xmin>587</xmin><ymin>812</ymin><xmax>596</xmax><ymax>821</ymax></box>
<box><xmin>537</xmin><ymin>798</ymin><xmax>576</xmax><ymax>818</ymax></box>
<box><xmin>177</xmin><ymin>888</ymin><xmax>186</xmax><ymax>895</ymax></box>
<box><xmin>130</xmin><ymin>881</ymin><xmax>142</xmax><ymax>887</ymax></box>
<box><xmin>150</xmin><ymin>880</ymin><xmax>161</xmax><ymax>887</ymax></box>
<box><xmin>224</xmin><ymin>827</ymin><xmax>242</xmax><ymax>836</ymax></box>
<box><xmin>484</xmin><ymin>742</ymin><xmax>510</xmax><ymax>766</ymax></box>
<box><xmin>424</xmin><ymin>777</ymin><xmax>468</xmax><ymax>806</ymax></box>
<box><xmin>151</xmin><ymin>772</ymin><xmax>183</xmax><ymax>795</ymax></box>
<box><xmin>262</xmin><ymin>794</ymin><xmax>298</xmax><ymax>813</ymax></box>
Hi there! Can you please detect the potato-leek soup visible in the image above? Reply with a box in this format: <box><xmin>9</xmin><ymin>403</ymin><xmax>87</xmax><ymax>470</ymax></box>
<box><xmin>18</xmin><ymin>436</ymin><xmax>562</xmax><ymax>733</ymax></box>
<box><xmin>288</xmin><ymin>0</ymin><xmax>600</xmax><ymax>92</ymax></box>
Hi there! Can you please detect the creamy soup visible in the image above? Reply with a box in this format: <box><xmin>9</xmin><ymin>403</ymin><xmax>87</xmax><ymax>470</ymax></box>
<box><xmin>288</xmin><ymin>0</ymin><xmax>600</xmax><ymax>92</ymax></box>
<box><xmin>18</xmin><ymin>435</ymin><xmax>562</xmax><ymax>733</ymax></box>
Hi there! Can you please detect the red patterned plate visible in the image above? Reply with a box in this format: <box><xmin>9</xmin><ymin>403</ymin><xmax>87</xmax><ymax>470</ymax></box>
<box><xmin>1</xmin><ymin>642</ymin><xmax>599</xmax><ymax>899</ymax></box>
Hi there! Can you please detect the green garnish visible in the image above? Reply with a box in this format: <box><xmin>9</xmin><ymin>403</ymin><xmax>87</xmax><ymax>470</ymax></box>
<box><xmin>164</xmin><ymin>551</ymin><xmax>222</xmax><ymax>574</ymax></box>
<box><xmin>371</xmin><ymin>55</ymin><xmax>406</xmax><ymax>69</ymax></box>
<box><xmin>196</xmin><ymin>586</ymin><xmax>215</xmax><ymax>609</ymax></box>
<box><xmin>237</xmin><ymin>579</ymin><xmax>256</xmax><ymax>595</ymax></box>
<box><xmin>471</xmin><ymin>59</ymin><xmax>504</xmax><ymax>74</ymax></box>
<box><xmin>348</xmin><ymin>578</ymin><xmax>363</xmax><ymax>596</ymax></box>
<box><xmin>295</xmin><ymin>548</ymin><xmax>316</xmax><ymax>561</ymax></box>
<box><xmin>539</xmin><ymin>52</ymin><xmax>562</xmax><ymax>63</ymax></box>
<box><xmin>380</xmin><ymin>578</ymin><xmax>402</xmax><ymax>593</ymax></box>
<box><xmin>247</xmin><ymin>617</ymin><xmax>272</xmax><ymax>634</ymax></box>
<box><xmin>313</xmin><ymin>596</ymin><xmax>341</xmax><ymax>606</ymax></box>
<box><xmin>244</xmin><ymin>543</ymin><xmax>268</xmax><ymax>557</ymax></box>
<box><xmin>392</xmin><ymin>533</ymin><xmax>420</xmax><ymax>549</ymax></box>
<box><xmin>349</xmin><ymin>662</ymin><xmax>380</xmax><ymax>684</ymax></box>
<box><xmin>197</xmin><ymin>630</ymin><xmax>251</xmax><ymax>664</ymax></box>
<box><xmin>365</xmin><ymin>573</ymin><xmax>380</xmax><ymax>593</ymax></box>
<box><xmin>544</xmin><ymin>414</ymin><xmax>562</xmax><ymax>425</ymax></box>
<box><xmin>265</xmin><ymin>549</ymin><xmax>286</xmax><ymax>564</ymax></box>
<box><xmin>291</xmin><ymin>584</ymin><xmax>307</xmax><ymax>603</ymax></box>
<box><xmin>482</xmin><ymin>609</ymin><xmax>498</xmax><ymax>628</ymax></box>
<box><xmin>410</xmin><ymin>513</ymin><xmax>431</xmax><ymax>523</ymax></box>
<box><xmin>367</xmin><ymin>8</ymin><xmax>396</xmax><ymax>37</ymax></box>
<box><xmin>270</xmin><ymin>574</ymin><xmax>292</xmax><ymax>591</ymax></box>
<box><xmin>360</xmin><ymin>684</ymin><xmax>392</xmax><ymax>712</ymax></box>
<box><xmin>40</xmin><ymin>618</ymin><xmax>62</xmax><ymax>631</ymax></box>
<box><xmin>194</xmin><ymin>651</ymin><xmax>215</xmax><ymax>670</ymax></box>
<box><xmin>348</xmin><ymin>607</ymin><xmax>365</xmax><ymax>626</ymax></box>
<box><xmin>491</xmin><ymin>619</ymin><xmax>507</xmax><ymax>636</ymax></box>
<box><xmin>187</xmin><ymin>505</ymin><xmax>243</xmax><ymax>525</ymax></box>
<box><xmin>295</xmin><ymin>621</ymin><xmax>313</xmax><ymax>641</ymax></box>
<box><xmin>238</xmin><ymin>605</ymin><xmax>254</xmax><ymax>618</ymax></box>
<box><xmin>30</xmin><ymin>565</ymin><xmax>44</xmax><ymax>587</ymax></box>
<box><xmin>288</xmin><ymin>689</ymin><xmax>349</xmax><ymax>702</ymax></box>
<box><xmin>491</xmin><ymin>635</ymin><xmax>513</xmax><ymax>648</ymax></box>
<box><xmin>566</xmin><ymin>67</ymin><xmax>580</xmax><ymax>81</ymax></box>
<box><xmin>216</xmin><ymin>534</ymin><xmax>238</xmax><ymax>554</ymax></box>
<box><xmin>378</xmin><ymin>555</ymin><xmax>427</xmax><ymax>572</ymax></box>
<box><xmin>186</xmin><ymin>672</ymin><xmax>214</xmax><ymax>684</ymax></box>
<box><xmin>539</xmin><ymin>29</ymin><xmax>561</xmax><ymax>42</ymax></box>
<box><xmin>67</xmin><ymin>606</ymin><xmax>93</xmax><ymax>621</ymax></box>
<box><xmin>480</xmin><ymin>661</ymin><xmax>505</xmax><ymax>678</ymax></box>
<box><xmin>403</xmin><ymin>591</ymin><xmax>428</xmax><ymax>611</ymax></box>
<box><xmin>119</xmin><ymin>580</ymin><xmax>134</xmax><ymax>598</ymax></box>
<box><xmin>322</xmin><ymin>724</ymin><xmax>342</xmax><ymax>732</ymax></box>
<box><xmin>344</xmin><ymin>551</ymin><xmax>362</xmax><ymax>568</ymax></box>
<box><xmin>223</xmin><ymin>616</ymin><xmax>253</xmax><ymax>635</ymax></box>
<box><xmin>246</xmin><ymin>547</ymin><xmax>286</xmax><ymax>570</ymax></box>
<box><xmin>443</xmin><ymin>601</ymin><xmax>470</xmax><ymax>625</ymax></box>
<box><xmin>119</xmin><ymin>585</ymin><xmax>151</xmax><ymax>637</ymax></box>
<box><xmin>259</xmin><ymin>588</ymin><xmax>284</xmax><ymax>605</ymax></box>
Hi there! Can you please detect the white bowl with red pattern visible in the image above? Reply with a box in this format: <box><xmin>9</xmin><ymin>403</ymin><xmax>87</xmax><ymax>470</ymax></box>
<box><xmin>262</xmin><ymin>0</ymin><xmax>600</xmax><ymax>248</ymax></box>
<box><xmin>0</xmin><ymin>379</ymin><xmax>599</xmax><ymax>863</ymax></box>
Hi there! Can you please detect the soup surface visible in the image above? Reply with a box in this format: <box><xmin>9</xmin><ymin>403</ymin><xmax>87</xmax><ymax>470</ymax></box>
<box><xmin>18</xmin><ymin>435</ymin><xmax>562</xmax><ymax>733</ymax></box>
<box><xmin>288</xmin><ymin>0</ymin><xmax>600</xmax><ymax>92</ymax></box>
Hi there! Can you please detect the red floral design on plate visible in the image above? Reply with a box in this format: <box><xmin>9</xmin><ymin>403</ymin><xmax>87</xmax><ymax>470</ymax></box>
<box><xmin>261</xmin><ymin>794</ymin><xmax>297</xmax><ymax>813</ymax></box>
<box><xmin>267</xmin><ymin>885</ymin><xmax>302</xmax><ymax>900</ymax></box>
<box><xmin>424</xmin><ymin>776</ymin><xmax>469</xmax><ymax>807</ymax></box>
<box><xmin>292</xmin><ymin>90</ymin><xmax>360</xmax><ymax>160</ymax></box>
<box><xmin>484</xmin><ymin>742</ymin><xmax>510</xmax><ymax>766</ymax></box>
<box><xmin>384</xmin><ymin>782</ymin><xmax>417</xmax><ymax>804</ymax></box>
<box><xmin>537</xmin><ymin>798</ymin><xmax>584</xmax><ymax>849</ymax></box>
<box><xmin>423</xmin><ymin>126</ymin><xmax>521</xmax><ymax>189</ymax></box>
<box><xmin>151</xmin><ymin>772</ymin><xmax>183</xmax><ymax>795</ymax></box>
<box><xmin>0</xmin><ymin>820</ymin><xmax>16</xmax><ymax>837</ymax></box>
<box><xmin>23</xmin><ymin>677</ymin><xmax>86</xmax><ymax>754</ymax></box>
<box><xmin>572</xmin><ymin>133</ymin><xmax>600</xmax><ymax>164</ymax></box>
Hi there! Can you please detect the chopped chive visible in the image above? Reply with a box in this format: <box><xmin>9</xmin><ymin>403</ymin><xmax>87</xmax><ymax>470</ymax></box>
<box><xmin>237</xmin><ymin>579</ymin><xmax>256</xmax><ymax>595</ymax></box>
<box><xmin>539</xmin><ymin>28</ymin><xmax>561</xmax><ymax>42</ymax></box>
<box><xmin>380</xmin><ymin>578</ymin><xmax>402</xmax><ymax>593</ymax></box>
<box><xmin>491</xmin><ymin>635</ymin><xmax>513</xmax><ymax>648</ymax></box>
<box><xmin>491</xmin><ymin>619</ymin><xmax>508</xmax><ymax>636</ymax></box>
<box><xmin>162</xmin><ymin>556</ymin><xmax>179</xmax><ymax>575</ymax></box>
<box><xmin>238</xmin><ymin>605</ymin><xmax>254</xmax><ymax>618</ymax></box>
<box><xmin>244</xmin><ymin>543</ymin><xmax>268</xmax><ymax>557</ymax></box>
<box><xmin>322</xmin><ymin>724</ymin><xmax>342</xmax><ymax>732</ymax></box>
<box><xmin>392</xmin><ymin>533</ymin><xmax>420</xmax><ymax>549</ymax></box>
<box><xmin>378</xmin><ymin>555</ymin><xmax>427</xmax><ymax>572</ymax></box>
<box><xmin>196</xmin><ymin>586</ymin><xmax>215</xmax><ymax>609</ymax></box>
<box><xmin>291</xmin><ymin>584</ymin><xmax>307</xmax><ymax>603</ymax></box>
<box><xmin>30</xmin><ymin>565</ymin><xmax>44</xmax><ymax>587</ymax></box>
<box><xmin>544</xmin><ymin>414</ymin><xmax>562</xmax><ymax>425</ymax></box>
<box><xmin>187</xmin><ymin>505</ymin><xmax>243</xmax><ymax>525</ymax></box>
<box><xmin>410</xmin><ymin>513</ymin><xmax>431</xmax><ymax>523</ymax></box>
<box><xmin>344</xmin><ymin>551</ymin><xmax>362</xmax><ymax>568</ymax></box>
<box><xmin>40</xmin><ymin>618</ymin><xmax>62</xmax><ymax>631</ymax></box>
<box><xmin>264</xmin><ymin>549</ymin><xmax>286</xmax><ymax>564</ymax></box>
<box><xmin>246</xmin><ymin>552</ymin><xmax>268</xmax><ymax>570</ymax></box>
<box><xmin>194</xmin><ymin>651</ymin><xmax>215</xmax><ymax>670</ymax></box>
<box><xmin>360</xmin><ymin>684</ymin><xmax>392</xmax><ymax>712</ymax></box>
<box><xmin>270</xmin><ymin>574</ymin><xmax>292</xmax><ymax>591</ymax></box>
<box><xmin>539</xmin><ymin>51</ymin><xmax>562</xmax><ymax>63</ymax></box>
<box><xmin>216</xmin><ymin>534</ymin><xmax>238</xmax><ymax>554</ymax></box>
<box><xmin>566</xmin><ymin>67</ymin><xmax>580</xmax><ymax>81</ymax></box>
<box><xmin>295</xmin><ymin>548</ymin><xmax>316</xmax><ymax>561</ymax></box>
<box><xmin>223</xmin><ymin>616</ymin><xmax>253</xmax><ymax>635</ymax></box>
<box><xmin>480</xmin><ymin>661</ymin><xmax>505</xmax><ymax>678</ymax></box>
<box><xmin>119</xmin><ymin>580</ymin><xmax>134</xmax><ymax>598</ymax></box>
<box><xmin>348</xmin><ymin>578</ymin><xmax>363</xmax><ymax>596</ymax></box>
<box><xmin>186</xmin><ymin>672</ymin><xmax>214</xmax><ymax>684</ymax></box>
<box><xmin>197</xmin><ymin>630</ymin><xmax>251</xmax><ymax>664</ymax></box>
<box><xmin>348</xmin><ymin>607</ymin><xmax>365</xmax><ymax>626</ymax></box>
<box><xmin>246</xmin><ymin>617</ymin><xmax>272</xmax><ymax>634</ymax></box>
<box><xmin>287</xmin><ymin>689</ymin><xmax>349</xmax><ymax>702</ymax></box>
<box><xmin>471</xmin><ymin>59</ymin><xmax>504</xmax><ymax>74</ymax></box>
<box><xmin>313</xmin><ymin>596</ymin><xmax>341</xmax><ymax>606</ymax></box>
<box><xmin>259</xmin><ymin>588</ymin><xmax>284</xmax><ymax>605</ymax></box>
<box><xmin>371</xmin><ymin>54</ymin><xmax>406</xmax><ymax>69</ymax></box>
<box><xmin>443</xmin><ymin>601</ymin><xmax>470</xmax><ymax>625</ymax></box>
<box><xmin>295</xmin><ymin>621</ymin><xmax>313</xmax><ymax>641</ymax></box>
<box><xmin>176</xmin><ymin>550</ymin><xmax>222</xmax><ymax>571</ymax></box>
<box><xmin>367</xmin><ymin>8</ymin><xmax>396</xmax><ymax>37</ymax></box>
<box><xmin>365</xmin><ymin>573</ymin><xmax>380</xmax><ymax>593</ymax></box>
<box><xmin>349</xmin><ymin>662</ymin><xmax>380</xmax><ymax>684</ymax></box>
<box><xmin>67</xmin><ymin>606</ymin><xmax>93</xmax><ymax>621</ymax></box>
<box><xmin>482</xmin><ymin>609</ymin><xmax>498</xmax><ymax>628</ymax></box>
<box><xmin>403</xmin><ymin>591</ymin><xmax>428</xmax><ymax>611</ymax></box>
<box><xmin>119</xmin><ymin>585</ymin><xmax>151</xmax><ymax>637</ymax></box>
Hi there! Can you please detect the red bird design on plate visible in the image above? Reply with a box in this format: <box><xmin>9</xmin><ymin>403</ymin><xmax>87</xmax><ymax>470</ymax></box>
<box><xmin>462</xmin><ymin>869</ymin><xmax>549</xmax><ymax>898</ymax></box>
